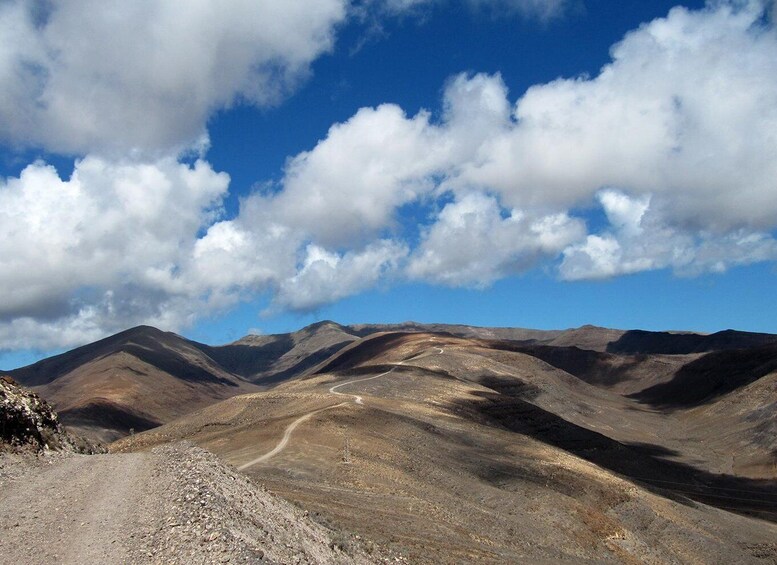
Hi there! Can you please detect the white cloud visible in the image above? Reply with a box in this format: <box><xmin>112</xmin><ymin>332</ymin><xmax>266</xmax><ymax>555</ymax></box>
<box><xmin>0</xmin><ymin>0</ymin><xmax>348</xmax><ymax>155</ymax></box>
<box><xmin>3</xmin><ymin>0</ymin><xmax>777</xmax><ymax>352</ymax></box>
<box><xmin>273</xmin><ymin>241</ymin><xmax>408</xmax><ymax>311</ymax></box>
<box><xmin>456</xmin><ymin>1</ymin><xmax>777</xmax><ymax>231</ymax></box>
<box><xmin>239</xmin><ymin>0</ymin><xmax>777</xmax><ymax>288</ymax></box>
<box><xmin>266</xmin><ymin>104</ymin><xmax>448</xmax><ymax>247</ymax></box>
<box><xmin>407</xmin><ymin>192</ymin><xmax>584</xmax><ymax>285</ymax></box>
<box><xmin>467</xmin><ymin>0</ymin><xmax>569</xmax><ymax>20</ymax></box>
<box><xmin>0</xmin><ymin>154</ymin><xmax>407</xmax><ymax>350</ymax></box>
<box><xmin>378</xmin><ymin>0</ymin><xmax>570</xmax><ymax>20</ymax></box>
<box><xmin>560</xmin><ymin>190</ymin><xmax>777</xmax><ymax>280</ymax></box>
<box><xmin>263</xmin><ymin>0</ymin><xmax>777</xmax><ymax>286</ymax></box>
<box><xmin>0</xmin><ymin>157</ymin><xmax>228</xmax><ymax>319</ymax></box>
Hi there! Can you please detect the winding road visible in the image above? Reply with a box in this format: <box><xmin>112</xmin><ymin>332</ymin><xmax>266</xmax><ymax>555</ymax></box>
<box><xmin>238</xmin><ymin>343</ymin><xmax>444</xmax><ymax>469</ymax></box>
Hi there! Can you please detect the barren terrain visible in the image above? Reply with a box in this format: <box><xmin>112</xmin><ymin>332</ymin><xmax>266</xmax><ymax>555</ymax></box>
<box><xmin>4</xmin><ymin>321</ymin><xmax>777</xmax><ymax>563</ymax></box>
<box><xmin>116</xmin><ymin>330</ymin><xmax>777</xmax><ymax>563</ymax></box>
<box><xmin>0</xmin><ymin>443</ymin><xmax>391</xmax><ymax>564</ymax></box>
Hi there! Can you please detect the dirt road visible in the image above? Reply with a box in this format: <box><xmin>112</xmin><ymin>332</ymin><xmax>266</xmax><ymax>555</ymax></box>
<box><xmin>240</xmin><ymin>345</ymin><xmax>445</xmax><ymax>468</ymax></box>
<box><xmin>0</xmin><ymin>443</ymin><xmax>383</xmax><ymax>564</ymax></box>
<box><xmin>0</xmin><ymin>453</ymin><xmax>161</xmax><ymax>565</ymax></box>
<box><xmin>329</xmin><ymin>367</ymin><xmax>397</xmax><ymax>404</ymax></box>
<box><xmin>237</xmin><ymin>402</ymin><xmax>349</xmax><ymax>470</ymax></box>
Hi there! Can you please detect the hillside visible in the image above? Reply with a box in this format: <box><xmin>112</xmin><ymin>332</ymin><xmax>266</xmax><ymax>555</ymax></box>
<box><xmin>195</xmin><ymin>320</ymin><xmax>360</xmax><ymax>384</ymax></box>
<box><xmin>116</xmin><ymin>330</ymin><xmax>777</xmax><ymax>563</ymax></box>
<box><xmin>8</xmin><ymin>320</ymin><xmax>777</xmax><ymax>449</ymax></box>
<box><xmin>8</xmin><ymin>326</ymin><xmax>260</xmax><ymax>443</ymax></box>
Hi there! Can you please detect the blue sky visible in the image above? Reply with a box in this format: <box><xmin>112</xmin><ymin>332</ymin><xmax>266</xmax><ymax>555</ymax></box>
<box><xmin>1</xmin><ymin>0</ymin><xmax>776</xmax><ymax>367</ymax></box>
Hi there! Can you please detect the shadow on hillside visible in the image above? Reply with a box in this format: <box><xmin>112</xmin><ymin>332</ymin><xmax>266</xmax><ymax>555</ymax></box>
<box><xmin>195</xmin><ymin>335</ymin><xmax>295</xmax><ymax>378</ymax></box>
<box><xmin>253</xmin><ymin>342</ymin><xmax>356</xmax><ymax>386</ymax></box>
<box><xmin>453</xmin><ymin>378</ymin><xmax>777</xmax><ymax>522</ymax></box>
<box><xmin>60</xmin><ymin>399</ymin><xmax>160</xmax><ymax>437</ymax></box>
<box><xmin>118</xmin><ymin>344</ymin><xmax>239</xmax><ymax>386</ymax></box>
<box><xmin>606</xmin><ymin>329</ymin><xmax>777</xmax><ymax>355</ymax></box>
<box><xmin>485</xmin><ymin>341</ymin><xmax>648</xmax><ymax>388</ymax></box>
<box><xmin>316</xmin><ymin>333</ymin><xmax>423</xmax><ymax>374</ymax></box>
<box><xmin>629</xmin><ymin>345</ymin><xmax>777</xmax><ymax>409</ymax></box>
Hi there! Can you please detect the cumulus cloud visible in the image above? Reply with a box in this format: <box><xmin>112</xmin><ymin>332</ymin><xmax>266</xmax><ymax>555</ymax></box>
<box><xmin>0</xmin><ymin>155</ymin><xmax>405</xmax><ymax>350</ymax></box>
<box><xmin>455</xmin><ymin>1</ymin><xmax>777</xmax><ymax>231</ymax></box>
<box><xmin>560</xmin><ymin>190</ymin><xmax>777</xmax><ymax>280</ymax></box>
<box><xmin>0</xmin><ymin>0</ymin><xmax>348</xmax><ymax>155</ymax></box>
<box><xmin>407</xmin><ymin>192</ymin><xmax>584</xmax><ymax>285</ymax></box>
<box><xmin>0</xmin><ymin>157</ymin><xmax>228</xmax><ymax>317</ymax></box>
<box><xmin>273</xmin><ymin>241</ymin><xmax>408</xmax><ymax>311</ymax></box>
<box><xmin>0</xmin><ymin>0</ymin><xmax>571</xmax><ymax>160</ymax></box>
<box><xmin>0</xmin><ymin>157</ymin><xmax>231</xmax><ymax>346</ymax></box>
<box><xmin>267</xmin><ymin>104</ymin><xmax>448</xmax><ymax>247</ymax></box>
<box><xmin>3</xmin><ymin>0</ymin><xmax>777</xmax><ymax>352</ymax></box>
<box><xmin>278</xmin><ymin>0</ymin><xmax>777</xmax><ymax>284</ymax></box>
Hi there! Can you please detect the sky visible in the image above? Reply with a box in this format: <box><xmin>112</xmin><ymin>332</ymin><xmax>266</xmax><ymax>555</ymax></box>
<box><xmin>1</xmin><ymin>0</ymin><xmax>776</xmax><ymax>367</ymax></box>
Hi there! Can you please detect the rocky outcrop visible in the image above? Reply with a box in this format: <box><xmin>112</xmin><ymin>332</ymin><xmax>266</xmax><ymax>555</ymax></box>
<box><xmin>0</xmin><ymin>376</ymin><xmax>92</xmax><ymax>452</ymax></box>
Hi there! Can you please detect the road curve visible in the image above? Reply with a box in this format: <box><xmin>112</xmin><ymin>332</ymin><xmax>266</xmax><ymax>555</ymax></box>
<box><xmin>237</xmin><ymin>402</ymin><xmax>347</xmax><ymax>470</ymax></box>
<box><xmin>239</xmin><ymin>344</ymin><xmax>444</xmax><ymax>468</ymax></box>
<box><xmin>329</xmin><ymin>367</ymin><xmax>397</xmax><ymax>405</ymax></box>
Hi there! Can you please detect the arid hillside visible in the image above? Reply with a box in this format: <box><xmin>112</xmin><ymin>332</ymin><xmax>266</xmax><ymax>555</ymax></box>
<box><xmin>7</xmin><ymin>326</ymin><xmax>260</xmax><ymax>443</ymax></box>
<box><xmin>115</xmin><ymin>329</ymin><xmax>777</xmax><ymax>563</ymax></box>
<box><xmin>8</xmin><ymin>320</ymin><xmax>777</xmax><ymax>450</ymax></box>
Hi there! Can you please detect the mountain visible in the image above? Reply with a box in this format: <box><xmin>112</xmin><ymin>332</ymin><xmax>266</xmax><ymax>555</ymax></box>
<box><xmin>8</xmin><ymin>326</ymin><xmax>260</xmax><ymax>443</ymax></box>
<box><xmin>115</xmin><ymin>329</ymin><xmax>777</xmax><ymax>563</ymax></box>
<box><xmin>8</xmin><ymin>320</ymin><xmax>777</xmax><ymax>449</ymax></box>
<box><xmin>194</xmin><ymin>320</ymin><xmax>360</xmax><ymax>384</ymax></box>
<box><xmin>606</xmin><ymin>328</ymin><xmax>777</xmax><ymax>354</ymax></box>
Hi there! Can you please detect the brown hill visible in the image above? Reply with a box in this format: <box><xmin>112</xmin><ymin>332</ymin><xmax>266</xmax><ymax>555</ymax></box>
<box><xmin>116</xmin><ymin>330</ymin><xmax>777</xmax><ymax>563</ymax></box>
<box><xmin>8</xmin><ymin>326</ymin><xmax>260</xmax><ymax>443</ymax></box>
<box><xmin>11</xmin><ymin>321</ymin><xmax>777</xmax><ymax>476</ymax></box>
<box><xmin>195</xmin><ymin>320</ymin><xmax>359</xmax><ymax>384</ymax></box>
<box><xmin>349</xmin><ymin>321</ymin><xmax>625</xmax><ymax>351</ymax></box>
<box><xmin>629</xmin><ymin>343</ymin><xmax>777</xmax><ymax>408</ymax></box>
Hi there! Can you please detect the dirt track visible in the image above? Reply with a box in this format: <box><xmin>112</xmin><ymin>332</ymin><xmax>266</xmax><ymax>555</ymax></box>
<box><xmin>0</xmin><ymin>453</ymin><xmax>161</xmax><ymax>564</ymax></box>
<box><xmin>0</xmin><ymin>444</ymin><xmax>385</xmax><ymax>564</ymax></box>
<box><xmin>239</xmin><ymin>345</ymin><xmax>444</xmax><ymax>468</ymax></box>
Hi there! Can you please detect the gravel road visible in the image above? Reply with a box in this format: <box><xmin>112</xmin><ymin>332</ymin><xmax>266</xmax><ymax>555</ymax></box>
<box><xmin>0</xmin><ymin>452</ymin><xmax>158</xmax><ymax>564</ymax></box>
<box><xmin>0</xmin><ymin>443</ymin><xmax>391</xmax><ymax>564</ymax></box>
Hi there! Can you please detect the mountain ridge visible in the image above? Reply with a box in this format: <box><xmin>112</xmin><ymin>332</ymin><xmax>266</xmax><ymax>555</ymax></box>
<box><xmin>7</xmin><ymin>321</ymin><xmax>777</xmax><ymax>448</ymax></box>
<box><xmin>113</xmin><ymin>328</ymin><xmax>777</xmax><ymax>562</ymax></box>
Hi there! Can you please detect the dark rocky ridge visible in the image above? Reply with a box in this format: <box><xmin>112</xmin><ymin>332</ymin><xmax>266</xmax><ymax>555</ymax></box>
<box><xmin>0</xmin><ymin>376</ymin><xmax>93</xmax><ymax>453</ymax></box>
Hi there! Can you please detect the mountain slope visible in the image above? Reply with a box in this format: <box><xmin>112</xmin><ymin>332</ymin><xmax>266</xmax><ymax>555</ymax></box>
<box><xmin>196</xmin><ymin>320</ymin><xmax>359</xmax><ymax>384</ymax></box>
<box><xmin>9</xmin><ymin>326</ymin><xmax>260</xmax><ymax>443</ymax></box>
<box><xmin>117</xmin><ymin>331</ymin><xmax>777</xmax><ymax>563</ymax></box>
<box><xmin>607</xmin><ymin>328</ymin><xmax>777</xmax><ymax>354</ymax></box>
<box><xmin>9</xmin><ymin>319</ymin><xmax>777</xmax><ymax>468</ymax></box>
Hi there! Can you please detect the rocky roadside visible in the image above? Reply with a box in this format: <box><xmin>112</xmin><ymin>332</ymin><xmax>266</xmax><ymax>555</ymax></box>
<box><xmin>1</xmin><ymin>440</ymin><xmax>404</xmax><ymax>564</ymax></box>
<box><xmin>0</xmin><ymin>375</ymin><xmax>97</xmax><ymax>454</ymax></box>
<box><xmin>132</xmin><ymin>442</ymin><xmax>401</xmax><ymax>564</ymax></box>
